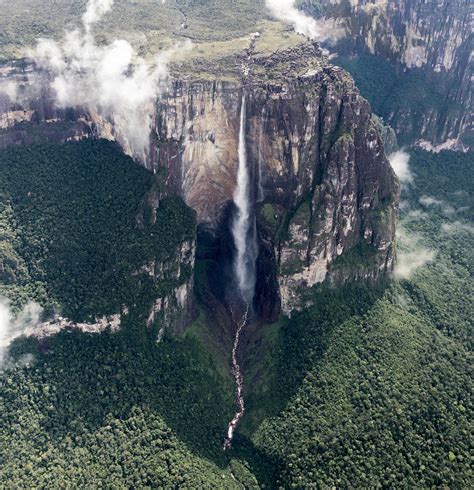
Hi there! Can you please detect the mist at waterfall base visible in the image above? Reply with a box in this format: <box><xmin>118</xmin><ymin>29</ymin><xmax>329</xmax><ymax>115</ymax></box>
<box><xmin>231</xmin><ymin>95</ymin><xmax>259</xmax><ymax>306</ymax></box>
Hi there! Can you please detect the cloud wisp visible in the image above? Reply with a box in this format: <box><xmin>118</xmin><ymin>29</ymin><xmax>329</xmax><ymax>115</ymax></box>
<box><xmin>394</xmin><ymin>228</ymin><xmax>436</xmax><ymax>280</ymax></box>
<box><xmin>83</xmin><ymin>0</ymin><xmax>114</xmax><ymax>32</ymax></box>
<box><xmin>441</xmin><ymin>221</ymin><xmax>474</xmax><ymax>235</ymax></box>
<box><xmin>265</xmin><ymin>0</ymin><xmax>345</xmax><ymax>44</ymax></box>
<box><xmin>418</xmin><ymin>195</ymin><xmax>458</xmax><ymax>217</ymax></box>
<box><xmin>0</xmin><ymin>300</ymin><xmax>42</xmax><ymax>370</ymax></box>
<box><xmin>0</xmin><ymin>80</ymin><xmax>18</xmax><ymax>103</ymax></box>
<box><xmin>33</xmin><ymin>0</ymin><xmax>180</xmax><ymax>162</ymax></box>
<box><xmin>389</xmin><ymin>150</ymin><xmax>414</xmax><ymax>185</ymax></box>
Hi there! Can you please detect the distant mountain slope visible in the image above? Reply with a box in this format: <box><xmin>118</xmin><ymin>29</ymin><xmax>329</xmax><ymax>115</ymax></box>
<box><xmin>314</xmin><ymin>0</ymin><xmax>472</xmax><ymax>146</ymax></box>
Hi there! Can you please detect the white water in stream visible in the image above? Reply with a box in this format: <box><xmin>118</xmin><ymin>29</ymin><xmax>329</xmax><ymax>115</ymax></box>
<box><xmin>223</xmin><ymin>305</ymin><xmax>249</xmax><ymax>450</ymax></box>
<box><xmin>224</xmin><ymin>95</ymin><xmax>258</xmax><ymax>450</ymax></box>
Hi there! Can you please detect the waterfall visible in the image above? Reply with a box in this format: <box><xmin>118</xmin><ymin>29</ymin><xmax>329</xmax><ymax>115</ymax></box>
<box><xmin>224</xmin><ymin>94</ymin><xmax>258</xmax><ymax>450</ymax></box>
<box><xmin>257</xmin><ymin>107</ymin><xmax>266</xmax><ymax>203</ymax></box>
<box><xmin>231</xmin><ymin>95</ymin><xmax>258</xmax><ymax>304</ymax></box>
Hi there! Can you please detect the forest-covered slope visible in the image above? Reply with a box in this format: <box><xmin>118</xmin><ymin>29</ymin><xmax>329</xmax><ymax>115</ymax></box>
<box><xmin>1</xmin><ymin>144</ymin><xmax>471</xmax><ymax>487</ymax></box>
<box><xmin>0</xmin><ymin>140</ymin><xmax>195</xmax><ymax>320</ymax></box>
<box><xmin>236</xmin><ymin>149</ymin><xmax>473</xmax><ymax>487</ymax></box>
<box><xmin>0</xmin><ymin>139</ymin><xmax>247</xmax><ymax>487</ymax></box>
<box><xmin>1</xmin><ymin>331</ymin><xmax>242</xmax><ymax>487</ymax></box>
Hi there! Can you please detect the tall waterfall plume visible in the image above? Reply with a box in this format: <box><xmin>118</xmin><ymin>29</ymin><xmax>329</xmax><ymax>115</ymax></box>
<box><xmin>223</xmin><ymin>94</ymin><xmax>258</xmax><ymax>450</ymax></box>
<box><xmin>231</xmin><ymin>95</ymin><xmax>258</xmax><ymax>304</ymax></box>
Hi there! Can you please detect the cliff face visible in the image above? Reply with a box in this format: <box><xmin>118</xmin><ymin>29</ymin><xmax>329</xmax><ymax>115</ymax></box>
<box><xmin>142</xmin><ymin>237</ymin><xmax>197</xmax><ymax>337</ymax></box>
<box><xmin>0</xmin><ymin>61</ymin><xmax>125</xmax><ymax>150</ymax></box>
<box><xmin>154</xmin><ymin>44</ymin><xmax>398</xmax><ymax>315</ymax></box>
<box><xmin>316</xmin><ymin>0</ymin><xmax>472</xmax><ymax>146</ymax></box>
<box><xmin>0</xmin><ymin>43</ymin><xmax>399</xmax><ymax>318</ymax></box>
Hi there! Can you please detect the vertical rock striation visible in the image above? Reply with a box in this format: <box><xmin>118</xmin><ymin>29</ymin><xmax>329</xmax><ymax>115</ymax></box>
<box><xmin>0</xmin><ymin>42</ymin><xmax>399</xmax><ymax>318</ymax></box>
<box><xmin>314</xmin><ymin>0</ymin><xmax>472</xmax><ymax>146</ymax></box>
<box><xmin>155</xmin><ymin>43</ymin><xmax>399</xmax><ymax>316</ymax></box>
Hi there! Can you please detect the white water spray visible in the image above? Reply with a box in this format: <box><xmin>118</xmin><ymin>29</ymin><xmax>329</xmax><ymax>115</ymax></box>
<box><xmin>224</xmin><ymin>94</ymin><xmax>259</xmax><ymax>450</ymax></box>
<box><xmin>231</xmin><ymin>95</ymin><xmax>258</xmax><ymax>303</ymax></box>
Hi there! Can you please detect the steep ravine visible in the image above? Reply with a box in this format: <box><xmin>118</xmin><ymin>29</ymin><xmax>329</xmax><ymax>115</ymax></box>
<box><xmin>0</xmin><ymin>42</ymin><xmax>399</xmax><ymax>324</ymax></box>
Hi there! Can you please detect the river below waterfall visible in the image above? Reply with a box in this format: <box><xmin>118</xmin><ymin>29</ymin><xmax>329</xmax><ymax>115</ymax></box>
<box><xmin>223</xmin><ymin>304</ymin><xmax>249</xmax><ymax>450</ymax></box>
<box><xmin>224</xmin><ymin>93</ymin><xmax>258</xmax><ymax>450</ymax></box>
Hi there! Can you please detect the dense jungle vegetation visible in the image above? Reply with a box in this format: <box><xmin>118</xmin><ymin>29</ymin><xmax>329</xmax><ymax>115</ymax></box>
<box><xmin>236</xmin><ymin>148</ymin><xmax>473</xmax><ymax>487</ymax></box>
<box><xmin>0</xmin><ymin>140</ymin><xmax>195</xmax><ymax>320</ymax></box>
<box><xmin>1</xmin><ymin>142</ymin><xmax>471</xmax><ymax>487</ymax></box>
<box><xmin>0</xmin><ymin>139</ymin><xmax>244</xmax><ymax>487</ymax></box>
<box><xmin>2</xmin><ymin>330</ymin><xmax>241</xmax><ymax>487</ymax></box>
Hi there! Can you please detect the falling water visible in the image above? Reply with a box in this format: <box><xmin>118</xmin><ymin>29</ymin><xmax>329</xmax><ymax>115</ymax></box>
<box><xmin>224</xmin><ymin>94</ymin><xmax>258</xmax><ymax>450</ymax></box>
<box><xmin>231</xmin><ymin>95</ymin><xmax>258</xmax><ymax>303</ymax></box>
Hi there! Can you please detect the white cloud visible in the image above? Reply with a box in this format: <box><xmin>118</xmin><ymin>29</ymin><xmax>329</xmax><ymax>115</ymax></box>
<box><xmin>394</xmin><ymin>228</ymin><xmax>435</xmax><ymax>280</ymax></box>
<box><xmin>419</xmin><ymin>195</ymin><xmax>456</xmax><ymax>217</ymax></box>
<box><xmin>419</xmin><ymin>196</ymin><xmax>442</xmax><ymax>206</ymax></box>
<box><xmin>266</xmin><ymin>0</ymin><xmax>346</xmax><ymax>44</ymax></box>
<box><xmin>0</xmin><ymin>80</ymin><xmax>18</xmax><ymax>102</ymax></box>
<box><xmin>389</xmin><ymin>150</ymin><xmax>414</xmax><ymax>184</ymax></box>
<box><xmin>83</xmin><ymin>0</ymin><xmax>114</xmax><ymax>32</ymax></box>
<box><xmin>441</xmin><ymin>221</ymin><xmax>474</xmax><ymax>235</ymax></box>
<box><xmin>405</xmin><ymin>209</ymin><xmax>428</xmax><ymax>220</ymax></box>
<box><xmin>32</xmin><ymin>0</ymin><xmax>186</xmax><ymax>162</ymax></box>
<box><xmin>0</xmin><ymin>299</ymin><xmax>42</xmax><ymax>369</ymax></box>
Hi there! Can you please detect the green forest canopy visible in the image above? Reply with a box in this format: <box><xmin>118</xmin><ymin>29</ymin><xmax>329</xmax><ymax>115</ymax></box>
<box><xmin>0</xmin><ymin>139</ymin><xmax>472</xmax><ymax>487</ymax></box>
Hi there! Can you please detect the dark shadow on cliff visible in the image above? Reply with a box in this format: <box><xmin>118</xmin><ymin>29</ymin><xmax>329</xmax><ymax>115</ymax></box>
<box><xmin>240</xmin><ymin>280</ymin><xmax>389</xmax><ymax>437</ymax></box>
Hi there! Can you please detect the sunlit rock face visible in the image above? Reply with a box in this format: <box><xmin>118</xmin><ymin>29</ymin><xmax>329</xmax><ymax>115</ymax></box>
<box><xmin>0</xmin><ymin>43</ymin><xmax>399</xmax><ymax>317</ymax></box>
<box><xmin>154</xmin><ymin>43</ymin><xmax>399</xmax><ymax>315</ymax></box>
<box><xmin>153</xmin><ymin>80</ymin><xmax>242</xmax><ymax>225</ymax></box>
<box><xmin>315</xmin><ymin>0</ymin><xmax>472</xmax><ymax>146</ymax></box>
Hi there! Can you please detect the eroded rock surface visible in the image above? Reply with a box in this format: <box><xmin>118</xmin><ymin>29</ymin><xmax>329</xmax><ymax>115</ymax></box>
<box><xmin>155</xmin><ymin>43</ymin><xmax>399</xmax><ymax>315</ymax></box>
<box><xmin>315</xmin><ymin>0</ymin><xmax>472</xmax><ymax>146</ymax></box>
<box><xmin>0</xmin><ymin>42</ymin><xmax>399</xmax><ymax>317</ymax></box>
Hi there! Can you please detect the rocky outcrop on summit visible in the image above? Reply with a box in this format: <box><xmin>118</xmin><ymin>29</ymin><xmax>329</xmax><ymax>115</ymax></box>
<box><xmin>155</xmin><ymin>43</ymin><xmax>399</xmax><ymax>315</ymax></box>
<box><xmin>315</xmin><ymin>0</ymin><xmax>472</xmax><ymax>146</ymax></box>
